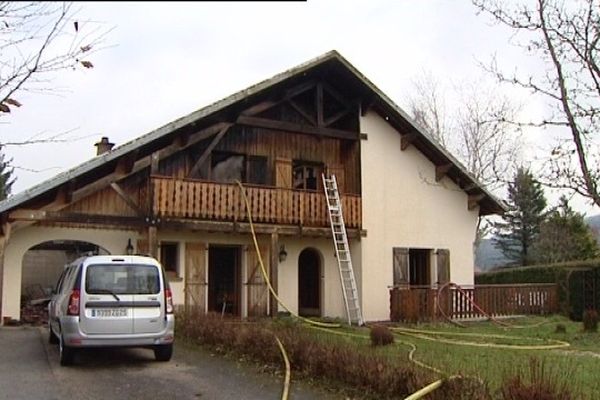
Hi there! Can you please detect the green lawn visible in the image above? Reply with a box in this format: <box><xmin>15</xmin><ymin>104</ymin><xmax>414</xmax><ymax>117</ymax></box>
<box><xmin>315</xmin><ymin>315</ymin><xmax>600</xmax><ymax>398</ymax></box>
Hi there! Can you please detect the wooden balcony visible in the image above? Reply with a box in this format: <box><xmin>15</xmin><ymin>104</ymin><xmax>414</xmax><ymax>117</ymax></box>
<box><xmin>151</xmin><ymin>176</ymin><xmax>362</xmax><ymax>229</ymax></box>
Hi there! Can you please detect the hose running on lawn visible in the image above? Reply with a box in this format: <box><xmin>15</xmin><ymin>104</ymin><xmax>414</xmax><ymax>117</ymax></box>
<box><xmin>235</xmin><ymin>181</ymin><xmax>569</xmax><ymax>400</ymax></box>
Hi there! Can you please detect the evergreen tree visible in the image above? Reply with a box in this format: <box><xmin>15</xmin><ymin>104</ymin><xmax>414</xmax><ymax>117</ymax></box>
<box><xmin>531</xmin><ymin>196</ymin><xmax>599</xmax><ymax>264</ymax></box>
<box><xmin>493</xmin><ymin>167</ymin><xmax>547</xmax><ymax>266</ymax></box>
<box><xmin>0</xmin><ymin>149</ymin><xmax>14</xmax><ymax>201</ymax></box>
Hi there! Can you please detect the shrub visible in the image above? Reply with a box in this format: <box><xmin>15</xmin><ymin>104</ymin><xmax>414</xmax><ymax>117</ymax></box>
<box><xmin>369</xmin><ymin>324</ymin><xmax>394</xmax><ymax>346</ymax></box>
<box><xmin>499</xmin><ymin>357</ymin><xmax>575</xmax><ymax>400</ymax></box>
<box><xmin>554</xmin><ymin>323</ymin><xmax>567</xmax><ymax>334</ymax></box>
<box><xmin>582</xmin><ymin>309</ymin><xmax>598</xmax><ymax>332</ymax></box>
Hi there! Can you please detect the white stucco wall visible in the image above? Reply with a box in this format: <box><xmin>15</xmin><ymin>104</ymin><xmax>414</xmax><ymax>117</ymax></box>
<box><xmin>359</xmin><ymin>112</ymin><xmax>480</xmax><ymax>321</ymax></box>
<box><xmin>2</xmin><ymin>226</ymin><xmax>136</xmax><ymax>321</ymax></box>
<box><xmin>2</xmin><ymin>226</ymin><xmax>351</xmax><ymax>322</ymax></box>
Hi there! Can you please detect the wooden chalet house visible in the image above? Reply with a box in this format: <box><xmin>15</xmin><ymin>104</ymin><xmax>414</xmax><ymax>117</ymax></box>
<box><xmin>0</xmin><ymin>51</ymin><xmax>504</xmax><ymax>324</ymax></box>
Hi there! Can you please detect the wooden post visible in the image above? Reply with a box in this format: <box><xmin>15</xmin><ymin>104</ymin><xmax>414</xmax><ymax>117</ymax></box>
<box><xmin>0</xmin><ymin>235</ymin><xmax>5</xmax><ymax>323</ymax></box>
<box><xmin>148</xmin><ymin>226</ymin><xmax>158</xmax><ymax>259</ymax></box>
<box><xmin>0</xmin><ymin>222</ymin><xmax>11</xmax><ymax>324</ymax></box>
<box><xmin>269</xmin><ymin>231</ymin><xmax>279</xmax><ymax>317</ymax></box>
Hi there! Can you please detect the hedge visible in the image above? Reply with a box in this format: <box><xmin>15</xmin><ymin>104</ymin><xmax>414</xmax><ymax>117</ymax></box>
<box><xmin>475</xmin><ymin>259</ymin><xmax>600</xmax><ymax>320</ymax></box>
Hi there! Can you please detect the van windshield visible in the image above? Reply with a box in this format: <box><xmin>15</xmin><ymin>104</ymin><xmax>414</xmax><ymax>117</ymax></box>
<box><xmin>85</xmin><ymin>264</ymin><xmax>160</xmax><ymax>295</ymax></box>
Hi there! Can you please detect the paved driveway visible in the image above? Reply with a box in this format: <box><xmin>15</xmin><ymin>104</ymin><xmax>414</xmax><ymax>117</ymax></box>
<box><xmin>0</xmin><ymin>326</ymin><xmax>342</xmax><ymax>400</ymax></box>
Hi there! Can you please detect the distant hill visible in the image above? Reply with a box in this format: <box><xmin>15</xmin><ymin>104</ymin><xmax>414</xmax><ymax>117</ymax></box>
<box><xmin>475</xmin><ymin>238</ymin><xmax>509</xmax><ymax>272</ymax></box>
<box><xmin>476</xmin><ymin>214</ymin><xmax>600</xmax><ymax>271</ymax></box>
<box><xmin>586</xmin><ymin>214</ymin><xmax>600</xmax><ymax>244</ymax></box>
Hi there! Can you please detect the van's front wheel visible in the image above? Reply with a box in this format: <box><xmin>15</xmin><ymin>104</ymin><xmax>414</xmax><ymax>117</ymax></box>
<box><xmin>154</xmin><ymin>344</ymin><xmax>173</xmax><ymax>362</ymax></box>
<box><xmin>59</xmin><ymin>335</ymin><xmax>75</xmax><ymax>366</ymax></box>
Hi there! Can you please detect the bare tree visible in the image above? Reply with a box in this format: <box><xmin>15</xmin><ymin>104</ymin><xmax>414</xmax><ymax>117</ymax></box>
<box><xmin>408</xmin><ymin>74</ymin><xmax>521</xmax><ymax>193</ymax></box>
<box><xmin>407</xmin><ymin>71</ymin><xmax>450</xmax><ymax>148</ymax></box>
<box><xmin>407</xmin><ymin>74</ymin><xmax>522</xmax><ymax>243</ymax></box>
<box><xmin>0</xmin><ymin>2</ymin><xmax>105</xmax><ymax>118</ymax></box>
<box><xmin>473</xmin><ymin>0</ymin><xmax>600</xmax><ymax>209</ymax></box>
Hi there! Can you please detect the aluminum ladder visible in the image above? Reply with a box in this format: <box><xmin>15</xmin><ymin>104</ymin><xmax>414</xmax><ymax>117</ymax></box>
<box><xmin>322</xmin><ymin>174</ymin><xmax>363</xmax><ymax>326</ymax></box>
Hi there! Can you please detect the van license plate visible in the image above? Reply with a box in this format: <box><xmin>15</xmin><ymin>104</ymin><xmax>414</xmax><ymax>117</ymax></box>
<box><xmin>92</xmin><ymin>308</ymin><xmax>128</xmax><ymax>317</ymax></box>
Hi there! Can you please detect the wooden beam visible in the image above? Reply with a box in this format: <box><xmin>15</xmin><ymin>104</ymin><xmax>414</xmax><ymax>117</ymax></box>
<box><xmin>8</xmin><ymin>209</ymin><xmax>148</xmax><ymax>227</ymax></box>
<box><xmin>150</xmin><ymin>151</ymin><xmax>160</xmax><ymax>175</ymax></box>
<box><xmin>400</xmin><ymin>132</ymin><xmax>417</xmax><ymax>151</ymax></box>
<box><xmin>316</xmin><ymin>82</ymin><xmax>324</xmax><ymax>127</ymax></box>
<box><xmin>110</xmin><ymin>183</ymin><xmax>144</xmax><ymax>215</ymax></box>
<box><xmin>321</xmin><ymin>81</ymin><xmax>353</xmax><ymax>109</ymax></box>
<box><xmin>187</xmin><ymin>123</ymin><xmax>233</xmax><ymax>178</ymax></box>
<box><xmin>236</xmin><ymin>115</ymin><xmax>358</xmax><ymax>141</ymax></box>
<box><xmin>288</xmin><ymin>98</ymin><xmax>316</xmax><ymax>125</ymax></box>
<box><xmin>468</xmin><ymin>194</ymin><xmax>486</xmax><ymax>210</ymax></box>
<box><xmin>148</xmin><ymin>226</ymin><xmax>158</xmax><ymax>259</ymax></box>
<box><xmin>285</xmin><ymin>80</ymin><xmax>317</xmax><ymax>99</ymax></box>
<box><xmin>158</xmin><ymin>218</ymin><xmax>363</xmax><ymax>238</ymax></box>
<box><xmin>115</xmin><ymin>152</ymin><xmax>137</xmax><ymax>175</ymax></box>
<box><xmin>269</xmin><ymin>231</ymin><xmax>279</xmax><ymax>317</ymax></box>
<box><xmin>435</xmin><ymin>164</ymin><xmax>453</xmax><ymax>182</ymax></box>
<box><xmin>324</xmin><ymin>108</ymin><xmax>350</xmax><ymax>127</ymax></box>
<box><xmin>72</xmin><ymin>122</ymin><xmax>230</xmax><ymax>203</ymax></box>
<box><xmin>240</xmin><ymin>100</ymin><xmax>279</xmax><ymax>117</ymax></box>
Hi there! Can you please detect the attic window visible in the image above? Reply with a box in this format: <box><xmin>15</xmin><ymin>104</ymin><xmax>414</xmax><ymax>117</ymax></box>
<box><xmin>211</xmin><ymin>152</ymin><xmax>244</xmax><ymax>183</ymax></box>
<box><xmin>293</xmin><ymin>161</ymin><xmax>323</xmax><ymax>191</ymax></box>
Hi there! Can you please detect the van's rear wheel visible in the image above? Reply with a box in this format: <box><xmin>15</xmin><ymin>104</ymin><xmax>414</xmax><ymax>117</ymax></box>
<box><xmin>154</xmin><ymin>344</ymin><xmax>173</xmax><ymax>362</ymax></box>
<box><xmin>59</xmin><ymin>335</ymin><xmax>75</xmax><ymax>366</ymax></box>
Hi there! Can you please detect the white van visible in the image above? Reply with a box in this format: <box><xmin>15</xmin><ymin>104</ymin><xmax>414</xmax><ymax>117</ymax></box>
<box><xmin>48</xmin><ymin>255</ymin><xmax>175</xmax><ymax>366</ymax></box>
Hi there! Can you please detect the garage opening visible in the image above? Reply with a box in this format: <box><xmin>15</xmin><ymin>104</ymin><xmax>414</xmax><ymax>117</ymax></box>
<box><xmin>298</xmin><ymin>248</ymin><xmax>322</xmax><ymax>317</ymax></box>
<box><xmin>208</xmin><ymin>245</ymin><xmax>241</xmax><ymax>316</ymax></box>
<box><xmin>21</xmin><ymin>240</ymin><xmax>108</xmax><ymax>324</ymax></box>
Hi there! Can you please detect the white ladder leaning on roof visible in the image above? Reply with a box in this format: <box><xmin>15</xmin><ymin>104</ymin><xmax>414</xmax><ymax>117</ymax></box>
<box><xmin>322</xmin><ymin>173</ymin><xmax>364</xmax><ymax>326</ymax></box>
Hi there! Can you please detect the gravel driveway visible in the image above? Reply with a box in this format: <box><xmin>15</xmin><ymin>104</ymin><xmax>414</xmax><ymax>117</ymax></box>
<box><xmin>0</xmin><ymin>326</ymin><xmax>342</xmax><ymax>400</ymax></box>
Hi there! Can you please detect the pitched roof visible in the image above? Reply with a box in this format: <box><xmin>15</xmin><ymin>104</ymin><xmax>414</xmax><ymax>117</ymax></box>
<box><xmin>0</xmin><ymin>50</ymin><xmax>505</xmax><ymax>215</ymax></box>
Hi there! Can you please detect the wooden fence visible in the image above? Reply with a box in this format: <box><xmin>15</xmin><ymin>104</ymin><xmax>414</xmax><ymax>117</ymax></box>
<box><xmin>390</xmin><ymin>283</ymin><xmax>558</xmax><ymax>323</ymax></box>
<box><xmin>152</xmin><ymin>176</ymin><xmax>362</xmax><ymax>228</ymax></box>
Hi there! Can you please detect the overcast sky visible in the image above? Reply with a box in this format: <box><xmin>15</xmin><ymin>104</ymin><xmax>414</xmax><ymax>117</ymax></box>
<box><xmin>4</xmin><ymin>1</ymin><xmax>597</xmax><ymax>216</ymax></box>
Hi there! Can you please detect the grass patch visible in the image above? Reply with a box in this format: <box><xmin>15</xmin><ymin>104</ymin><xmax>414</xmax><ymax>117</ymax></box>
<box><xmin>177</xmin><ymin>312</ymin><xmax>600</xmax><ymax>399</ymax></box>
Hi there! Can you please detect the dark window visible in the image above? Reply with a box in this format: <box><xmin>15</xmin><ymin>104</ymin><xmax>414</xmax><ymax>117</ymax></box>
<box><xmin>211</xmin><ymin>152</ymin><xmax>245</xmax><ymax>183</ymax></box>
<box><xmin>409</xmin><ymin>249</ymin><xmax>431</xmax><ymax>286</ymax></box>
<box><xmin>246</xmin><ymin>155</ymin><xmax>268</xmax><ymax>185</ymax></box>
<box><xmin>160</xmin><ymin>242</ymin><xmax>179</xmax><ymax>276</ymax></box>
<box><xmin>293</xmin><ymin>161</ymin><xmax>323</xmax><ymax>191</ymax></box>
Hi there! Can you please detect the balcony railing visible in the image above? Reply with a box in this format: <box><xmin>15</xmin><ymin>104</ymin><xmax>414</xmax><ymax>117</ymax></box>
<box><xmin>152</xmin><ymin>176</ymin><xmax>362</xmax><ymax>229</ymax></box>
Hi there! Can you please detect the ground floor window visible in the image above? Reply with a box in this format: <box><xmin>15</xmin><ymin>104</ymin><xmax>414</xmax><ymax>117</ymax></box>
<box><xmin>160</xmin><ymin>242</ymin><xmax>179</xmax><ymax>277</ymax></box>
<box><xmin>393</xmin><ymin>247</ymin><xmax>445</xmax><ymax>287</ymax></box>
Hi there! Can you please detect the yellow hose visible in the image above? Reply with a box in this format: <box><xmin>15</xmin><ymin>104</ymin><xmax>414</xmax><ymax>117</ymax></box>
<box><xmin>391</xmin><ymin>327</ymin><xmax>570</xmax><ymax>350</ymax></box>
<box><xmin>403</xmin><ymin>380</ymin><xmax>443</xmax><ymax>400</ymax></box>
<box><xmin>235</xmin><ymin>180</ymin><xmax>340</xmax><ymax>329</ymax></box>
<box><xmin>275</xmin><ymin>335</ymin><xmax>291</xmax><ymax>400</ymax></box>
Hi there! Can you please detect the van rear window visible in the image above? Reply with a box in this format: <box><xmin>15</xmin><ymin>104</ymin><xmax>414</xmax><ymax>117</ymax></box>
<box><xmin>85</xmin><ymin>264</ymin><xmax>160</xmax><ymax>295</ymax></box>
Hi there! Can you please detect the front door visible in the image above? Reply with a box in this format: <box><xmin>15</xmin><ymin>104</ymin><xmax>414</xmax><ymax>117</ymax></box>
<box><xmin>208</xmin><ymin>246</ymin><xmax>241</xmax><ymax>316</ymax></box>
<box><xmin>298</xmin><ymin>248</ymin><xmax>321</xmax><ymax>317</ymax></box>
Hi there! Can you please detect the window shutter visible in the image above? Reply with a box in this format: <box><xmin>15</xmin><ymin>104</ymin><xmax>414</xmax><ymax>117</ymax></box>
<box><xmin>436</xmin><ymin>249</ymin><xmax>450</xmax><ymax>284</ymax></box>
<box><xmin>136</xmin><ymin>239</ymin><xmax>149</xmax><ymax>255</ymax></box>
<box><xmin>275</xmin><ymin>157</ymin><xmax>292</xmax><ymax>188</ymax></box>
<box><xmin>185</xmin><ymin>242</ymin><xmax>207</xmax><ymax>313</ymax></box>
<box><xmin>393</xmin><ymin>247</ymin><xmax>409</xmax><ymax>287</ymax></box>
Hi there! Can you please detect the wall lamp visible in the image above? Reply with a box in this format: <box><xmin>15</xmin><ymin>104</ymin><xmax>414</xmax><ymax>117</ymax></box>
<box><xmin>126</xmin><ymin>238</ymin><xmax>134</xmax><ymax>255</ymax></box>
<box><xmin>278</xmin><ymin>245</ymin><xmax>288</xmax><ymax>263</ymax></box>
